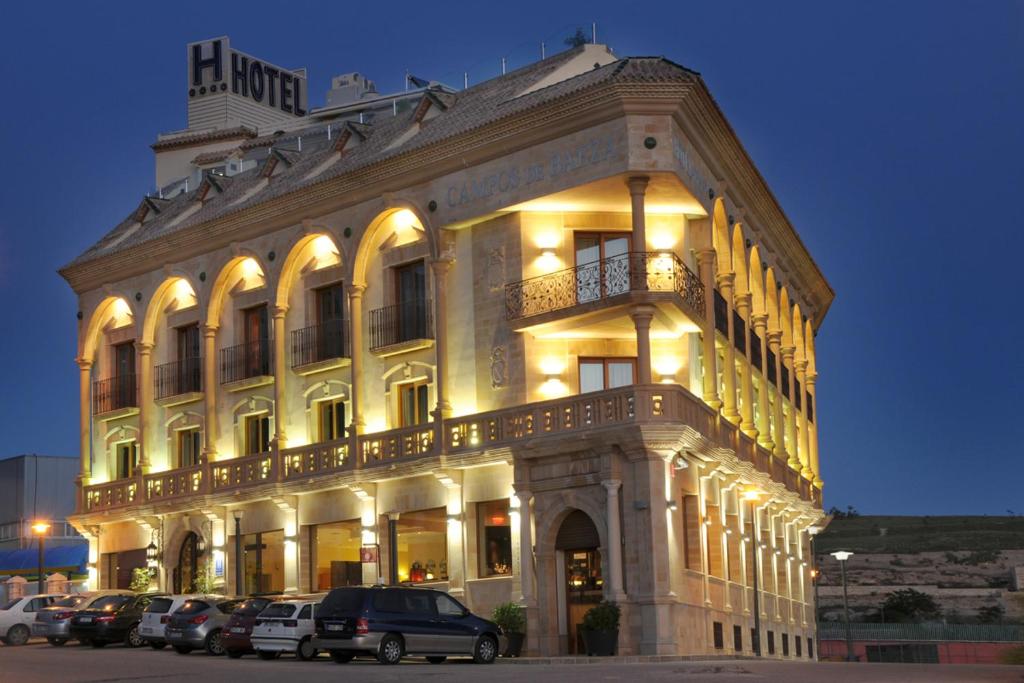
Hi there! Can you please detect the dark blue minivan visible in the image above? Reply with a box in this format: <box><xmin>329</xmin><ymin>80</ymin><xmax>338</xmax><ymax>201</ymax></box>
<box><xmin>312</xmin><ymin>586</ymin><xmax>502</xmax><ymax>665</ymax></box>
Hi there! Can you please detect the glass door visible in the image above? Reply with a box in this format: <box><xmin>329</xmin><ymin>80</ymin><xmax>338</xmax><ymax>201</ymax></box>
<box><xmin>574</xmin><ymin>233</ymin><xmax>630</xmax><ymax>303</ymax></box>
<box><xmin>316</xmin><ymin>283</ymin><xmax>346</xmax><ymax>359</ymax></box>
<box><xmin>395</xmin><ymin>261</ymin><xmax>427</xmax><ymax>342</ymax></box>
<box><xmin>244</xmin><ymin>305</ymin><xmax>270</xmax><ymax>376</ymax></box>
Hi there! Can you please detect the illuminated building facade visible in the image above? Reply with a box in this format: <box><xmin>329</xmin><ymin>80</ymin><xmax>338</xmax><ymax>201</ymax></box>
<box><xmin>60</xmin><ymin>38</ymin><xmax>832</xmax><ymax>656</ymax></box>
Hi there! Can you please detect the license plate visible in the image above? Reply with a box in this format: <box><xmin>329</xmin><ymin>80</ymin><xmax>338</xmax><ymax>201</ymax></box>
<box><xmin>326</xmin><ymin>624</ymin><xmax>345</xmax><ymax>632</ymax></box>
<box><xmin>231</xmin><ymin>627</ymin><xmax>246</xmax><ymax>634</ymax></box>
<box><xmin>79</xmin><ymin>617</ymin><xmax>93</xmax><ymax>624</ymax></box>
<box><xmin>166</xmin><ymin>629</ymin><xmax>181</xmax><ymax>637</ymax></box>
<box><xmin>140</xmin><ymin>627</ymin><xmax>152</xmax><ymax>634</ymax></box>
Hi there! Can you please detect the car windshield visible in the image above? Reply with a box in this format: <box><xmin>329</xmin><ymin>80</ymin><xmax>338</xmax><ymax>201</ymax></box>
<box><xmin>236</xmin><ymin>599</ymin><xmax>271</xmax><ymax>616</ymax></box>
<box><xmin>217</xmin><ymin>600</ymin><xmax>243</xmax><ymax>614</ymax></box>
<box><xmin>176</xmin><ymin>600</ymin><xmax>210</xmax><ymax>615</ymax></box>
<box><xmin>91</xmin><ymin>595</ymin><xmax>131</xmax><ymax>611</ymax></box>
<box><xmin>321</xmin><ymin>589</ymin><xmax>363</xmax><ymax>614</ymax></box>
<box><xmin>258</xmin><ymin>603</ymin><xmax>296</xmax><ymax>618</ymax></box>
<box><xmin>53</xmin><ymin>596</ymin><xmax>86</xmax><ymax>608</ymax></box>
<box><xmin>145</xmin><ymin>598</ymin><xmax>174</xmax><ymax>614</ymax></box>
<box><xmin>0</xmin><ymin>599</ymin><xmax>18</xmax><ymax>611</ymax></box>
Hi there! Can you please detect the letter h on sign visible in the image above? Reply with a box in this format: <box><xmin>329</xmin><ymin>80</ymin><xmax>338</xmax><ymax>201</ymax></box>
<box><xmin>192</xmin><ymin>40</ymin><xmax>223</xmax><ymax>86</ymax></box>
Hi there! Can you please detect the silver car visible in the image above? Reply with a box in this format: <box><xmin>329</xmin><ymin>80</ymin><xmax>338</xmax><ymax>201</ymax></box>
<box><xmin>251</xmin><ymin>599</ymin><xmax>321</xmax><ymax>661</ymax></box>
<box><xmin>139</xmin><ymin>594</ymin><xmax>217</xmax><ymax>649</ymax></box>
<box><xmin>164</xmin><ymin>596</ymin><xmax>243</xmax><ymax>656</ymax></box>
<box><xmin>33</xmin><ymin>591</ymin><xmax>132</xmax><ymax>646</ymax></box>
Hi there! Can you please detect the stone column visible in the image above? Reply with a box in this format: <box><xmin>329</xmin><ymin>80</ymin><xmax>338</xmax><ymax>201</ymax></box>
<box><xmin>515</xmin><ymin>489</ymin><xmax>535</xmax><ymax>607</ymax></box>
<box><xmin>628</xmin><ymin>176</ymin><xmax>649</xmax><ymax>253</ymax></box>
<box><xmin>767</xmin><ymin>330</ymin><xmax>787</xmax><ymax>462</ymax></box>
<box><xmin>781</xmin><ymin>346</ymin><xmax>799</xmax><ymax>471</ymax></box>
<box><xmin>347</xmin><ymin>284</ymin><xmax>366</xmax><ymax>436</ymax></box>
<box><xmin>734</xmin><ymin>292</ymin><xmax>757</xmax><ymax>438</ymax></box>
<box><xmin>430</xmin><ymin>259</ymin><xmax>453</xmax><ymax>420</ymax></box>
<box><xmin>795</xmin><ymin>360</ymin><xmax>812</xmax><ymax>480</ymax></box>
<box><xmin>696</xmin><ymin>250</ymin><xmax>721</xmax><ymax>409</ymax></box>
<box><xmin>630</xmin><ymin>305</ymin><xmax>655</xmax><ymax>385</ymax></box>
<box><xmin>603</xmin><ymin>479</ymin><xmax>626</xmax><ymax>600</ymax></box>
<box><xmin>77</xmin><ymin>358</ymin><xmax>93</xmax><ymax>481</ymax></box>
<box><xmin>807</xmin><ymin>373</ymin><xmax>823</xmax><ymax>488</ymax></box>
<box><xmin>137</xmin><ymin>342</ymin><xmax>154</xmax><ymax>473</ymax></box>
<box><xmin>751</xmin><ymin>314</ymin><xmax>774</xmax><ymax>449</ymax></box>
<box><xmin>202</xmin><ymin>325</ymin><xmax>219</xmax><ymax>460</ymax></box>
<box><xmin>717</xmin><ymin>272</ymin><xmax>740</xmax><ymax>423</ymax></box>
<box><xmin>272</xmin><ymin>305</ymin><xmax>289</xmax><ymax>448</ymax></box>
<box><xmin>444</xmin><ymin>482</ymin><xmax>465</xmax><ymax>598</ymax></box>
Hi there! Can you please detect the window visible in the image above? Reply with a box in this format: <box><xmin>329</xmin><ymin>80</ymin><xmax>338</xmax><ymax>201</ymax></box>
<box><xmin>318</xmin><ymin>398</ymin><xmax>347</xmax><ymax>441</ymax></box>
<box><xmin>243</xmin><ymin>304</ymin><xmax>270</xmax><ymax>377</ymax></box>
<box><xmin>477</xmin><ymin>500</ymin><xmax>512</xmax><ymax>577</ymax></box>
<box><xmin>435</xmin><ymin>593</ymin><xmax>465</xmax><ymax>616</ymax></box>
<box><xmin>733</xmin><ymin>625</ymin><xmax>742</xmax><ymax>652</ymax></box>
<box><xmin>177</xmin><ymin>324</ymin><xmax>200</xmax><ymax>361</ymax></box>
<box><xmin>782</xmin><ymin>632</ymin><xmax>789</xmax><ymax>656</ymax></box>
<box><xmin>244</xmin><ymin>414</ymin><xmax>270</xmax><ymax>455</ymax></box>
<box><xmin>681</xmin><ymin>494</ymin><xmax>701</xmax><ymax>570</ymax></box>
<box><xmin>113</xmin><ymin>341</ymin><xmax>136</xmax><ymax>408</ymax></box>
<box><xmin>239</xmin><ymin>530</ymin><xmax>284</xmax><ymax>594</ymax></box>
<box><xmin>396</xmin><ymin>508</ymin><xmax>447</xmax><ymax>583</ymax></box>
<box><xmin>177</xmin><ymin>428</ymin><xmax>201</xmax><ymax>468</ymax></box>
<box><xmin>712</xmin><ymin>621</ymin><xmax>724</xmax><ymax>649</ymax></box>
<box><xmin>795</xmin><ymin>635</ymin><xmax>802</xmax><ymax>657</ymax></box>
<box><xmin>394</xmin><ymin>260</ymin><xmax>428</xmax><ymax>341</ymax></box>
<box><xmin>578</xmin><ymin>357</ymin><xmax>636</xmax><ymax>394</ymax></box>
<box><xmin>807</xmin><ymin>636</ymin><xmax>814</xmax><ymax>659</ymax></box>
<box><xmin>398</xmin><ymin>380</ymin><xmax>430</xmax><ymax>427</ymax></box>
<box><xmin>298</xmin><ymin>604</ymin><xmax>313</xmax><ymax>620</ymax></box>
<box><xmin>574</xmin><ymin>232</ymin><xmax>630</xmax><ymax>301</ymax></box>
<box><xmin>116</xmin><ymin>441</ymin><xmax>138</xmax><ymax>479</ymax></box>
<box><xmin>316</xmin><ymin>283</ymin><xmax>346</xmax><ymax>359</ymax></box>
<box><xmin>767</xmin><ymin>630</ymin><xmax>776</xmax><ymax>655</ymax></box>
<box><xmin>312</xmin><ymin>520</ymin><xmax>362</xmax><ymax>591</ymax></box>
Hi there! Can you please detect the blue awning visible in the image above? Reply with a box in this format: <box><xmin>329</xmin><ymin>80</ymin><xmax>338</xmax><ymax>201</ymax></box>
<box><xmin>0</xmin><ymin>544</ymin><xmax>89</xmax><ymax>575</ymax></box>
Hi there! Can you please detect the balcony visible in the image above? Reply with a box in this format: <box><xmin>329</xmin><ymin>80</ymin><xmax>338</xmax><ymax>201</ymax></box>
<box><xmin>504</xmin><ymin>252</ymin><xmax>704</xmax><ymax>332</ymax></box>
<box><xmin>220</xmin><ymin>339</ymin><xmax>273</xmax><ymax>389</ymax></box>
<box><xmin>369</xmin><ymin>299</ymin><xmax>434</xmax><ymax>356</ymax></box>
<box><xmin>291</xmin><ymin>319</ymin><xmax>350</xmax><ymax>375</ymax></box>
<box><xmin>154</xmin><ymin>357</ymin><xmax>202</xmax><ymax>405</ymax></box>
<box><xmin>79</xmin><ymin>383</ymin><xmax>817</xmax><ymax>516</ymax></box>
<box><xmin>92</xmin><ymin>374</ymin><xmax>138</xmax><ymax>417</ymax></box>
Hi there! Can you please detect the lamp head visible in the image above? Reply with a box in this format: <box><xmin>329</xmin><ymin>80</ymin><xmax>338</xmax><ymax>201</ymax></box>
<box><xmin>831</xmin><ymin>550</ymin><xmax>853</xmax><ymax>562</ymax></box>
<box><xmin>31</xmin><ymin>522</ymin><xmax>50</xmax><ymax>535</ymax></box>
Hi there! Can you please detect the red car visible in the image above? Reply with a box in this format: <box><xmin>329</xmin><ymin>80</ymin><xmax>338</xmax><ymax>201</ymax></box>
<box><xmin>222</xmin><ymin>597</ymin><xmax>280</xmax><ymax>658</ymax></box>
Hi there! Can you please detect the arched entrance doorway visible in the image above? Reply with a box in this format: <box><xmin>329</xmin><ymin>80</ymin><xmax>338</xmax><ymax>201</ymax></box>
<box><xmin>555</xmin><ymin>509</ymin><xmax>602</xmax><ymax>654</ymax></box>
<box><xmin>174</xmin><ymin>532</ymin><xmax>199</xmax><ymax>593</ymax></box>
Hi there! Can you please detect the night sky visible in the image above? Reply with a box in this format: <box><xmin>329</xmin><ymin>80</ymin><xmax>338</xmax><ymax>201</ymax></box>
<box><xmin>1</xmin><ymin>1</ymin><xmax>1020</xmax><ymax>515</ymax></box>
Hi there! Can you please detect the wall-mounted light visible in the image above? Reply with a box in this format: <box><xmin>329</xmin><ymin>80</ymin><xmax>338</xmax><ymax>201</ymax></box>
<box><xmin>667</xmin><ymin>500</ymin><xmax>679</xmax><ymax>512</ymax></box>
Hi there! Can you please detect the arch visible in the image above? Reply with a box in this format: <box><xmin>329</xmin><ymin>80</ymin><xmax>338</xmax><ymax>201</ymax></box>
<box><xmin>778</xmin><ymin>287</ymin><xmax>793</xmax><ymax>347</ymax></box>
<box><xmin>711</xmin><ymin>198</ymin><xmax>731</xmax><ymax>277</ymax></box>
<box><xmin>555</xmin><ymin>509</ymin><xmax>601</xmax><ymax>549</ymax></box>
<box><xmin>792</xmin><ymin>303</ymin><xmax>805</xmax><ymax>363</ymax></box>
<box><xmin>352</xmin><ymin>202</ymin><xmax>437</xmax><ymax>288</ymax></box>
<box><xmin>204</xmin><ymin>253</ymin><xmax>268</xmax><ymax>329</ymax></box>
<box><xmin>731</xmin><ymin>223</ymin><xmax>748</xmax><ymax>297</ymax></box>
<box><xmin>765</xmin><ymin>267</ymin><xmax>780</xmax><ymax>331</ymax></box>
<box><xmin>141</xmin><ymin>276</ymin><xmax>199</xmax><ymax>346</ymax></box>
<box><xmin>81</xmin><ymin>295</ymin><xmax>137</xmax><ymax>361</ymax></box>
<box><xmin>749</xmin><ymin>246</ymin><xmax>766</xmax><ymax>315</ymax></box>
<box><xmin>273</xmin><ymin>231</ymin><xmax>343</xmax><ymax>310</ymax></box>
<box><xmin>535</xmin><ymin>492</ymin><xmax>608</xmax><ymax>557</ymax></box>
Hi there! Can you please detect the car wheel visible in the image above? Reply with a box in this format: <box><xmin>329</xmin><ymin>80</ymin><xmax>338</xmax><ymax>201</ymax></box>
<box><xmin>6</xmin><ymin>625</ymin><xmax>30</xmax><ymax>646</ymax></box>
<box><xmin>149</xmin><ymin>641</ymin><xmax>166</xmax><ymax>650</ymax></box>
<box><xmin>330</xmin><ymin>651</ymin><xmax>354</xmax><ymax>664</ymax></box>
<box><xmin>295</xmin><ymin>637</ymin><xmax>316</xmax><ymax>661</ymax></box>
<box><xmin>173</xmin><ymin>645</ymin><xmax>192</xmax><ymax>655</ymax></box>
<box><xmin>473</xmin><ymin>635</ymin><xmax>498</xmax><ymax>664</ymax></box>
<box><xmin>205</xmin><ymin>630</ymin><xmax>225</xmax><ymax>657</ymax></box>
<box><xmin>48</xmin><ymin>637</ymin><xmax>68</xmax><ymax>647</ymax></box>
<box><xmin>126</xmin><ymin>623</ymin><xmax>144</xmax><ymax>648</ymax></box>
<box><xmin>426</xmin><ymin>656</ymin><xmax>447</xmax><ymax>664</ymax></box>
<box><xmin>257</xmin><ymin>650</ymin><xmax>279</xmax><ymax>660</ymax></box>
<box><xmin>226</xmin><ymin>648</ymin><xmax>244</xmax><ymax>659</ymax></box>
<box><xmin>377</xmin><ymin>634</ymin><xmax>403</xmax><ymax>665</ymax></box>
<box><xmin>91</xmin><ymin>639</ymin><xmax>107</xmax><ymax>648</ymax></box>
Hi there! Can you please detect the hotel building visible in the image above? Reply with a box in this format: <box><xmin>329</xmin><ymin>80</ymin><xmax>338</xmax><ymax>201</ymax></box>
<box><xmin>59</xmin><ymin>37</ymin><xmax>832</xmax><ymax>657</ymax></box>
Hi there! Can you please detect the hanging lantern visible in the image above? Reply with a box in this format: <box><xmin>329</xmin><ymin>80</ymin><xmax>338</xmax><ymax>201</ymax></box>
<box><xmin>145</xmin><ymin>541</ymin><xmax>158</xmax><ymax>569</ymax></box>
<box><xmin>196</xmin><ymin>535</ymin><xmax>207</xmax><ymax>555</ymax></box>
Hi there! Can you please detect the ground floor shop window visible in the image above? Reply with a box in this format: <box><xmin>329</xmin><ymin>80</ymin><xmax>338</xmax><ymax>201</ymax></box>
<box><xmin>312</xmin><ymin>519</ymin><xmax>361</xmax><ymax>590</ymax></box>
<box><xmin>396</xmin><ymin>508</ymin><xmax>447</xmax><ymax>583</ymax></box>
<box><xmin>239</xmin><ymin>529</ymin><xmax>284</xmax><ymax>594</ymax></box>
<box><xmin>477</xmin><ymin>500</ymin><xmax>512</xmax><ymax>577</ymax></box>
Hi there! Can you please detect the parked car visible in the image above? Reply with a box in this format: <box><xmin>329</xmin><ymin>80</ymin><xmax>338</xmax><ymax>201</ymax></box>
<box><xmin>251</xmin><ymin>599</ymin><xmax>321</xmax><ymax>661</ymax></box>
<box><xmin>0</xmin><ymin>594</ymin><xmax>67</xmax><ymax>646</ymax></box>
<box><xmin>222</xmin><ymin>596</ymin><xmax>282</xmax><ymax>658</ymax></box>
<box><xmin>164</xmin><ymin>596</ymin><xmax>243</xmax><ymax>656</ymax></box>
<box><xmin>69</xmin><ymin>593</ymin><xmax>165</xmax><ymax>648</ymax></box>
<box><xmin>139</xmin><ymin>594</ymin><xmax>219</xmax><ymax>649</ymax></box>
<box><xmin>312</xmin><ymin>586</ymin><xmax>502</xmax><ymax>665</ymax></box>
<box><xmin>34</xmin><ymin>591</ymin><xmax>133</xmax><ymax>646</ymax></box>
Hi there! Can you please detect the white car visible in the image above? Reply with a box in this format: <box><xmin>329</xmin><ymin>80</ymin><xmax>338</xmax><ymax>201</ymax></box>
<box><xmin>251</xmin><ymin>599</ymin><xmax>321</xmax><ymax>660</ymax></box>
<box><xmin>0</xmin><ymin>594</ymin><xmax>67</xmax><ymax>646</ymax></box>
<box><xmin>139</xmin><ymin>594</ymin><xmax>220</xmax><ymax>649</ymax></box>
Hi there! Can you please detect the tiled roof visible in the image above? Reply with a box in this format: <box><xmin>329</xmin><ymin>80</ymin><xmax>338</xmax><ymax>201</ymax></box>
<box><xmin>67</xmin><ymin>49</ymin><xmax>699</xmax><ymax>269</ymax></box>
<box><xmin>151</xmin><ymin>125</ymin><xmax>257</xmax><ymax>151</ymax></box>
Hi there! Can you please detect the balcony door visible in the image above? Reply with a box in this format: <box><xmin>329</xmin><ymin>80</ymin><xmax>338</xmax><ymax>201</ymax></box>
<box><xmin>395</xmin><ymin>260</ymin><xmax>427</xmax><ymax>342</ymax></box>
<box><xmin>243</xmin><ymin>304</ymin><xmax>270</xmax><ymax>377</ymax></box>
<box><xmin>574</xmin><ymin>233</ymin><xmax>629</xmax><ymax>303</ymax></box>
<box><xmin>113</xmin><ymin>341</ymin><xmax>136</xmax><ymax>408</ymax></box>
<box><xmin>316</xmin><ymin>283</ymin><xmax>346</xmax><ymax>360</ymax></box>
<box><xmin>176</xmin><ymin>323</ymin><xmax>201</xmax><ymax>394</ymax></box>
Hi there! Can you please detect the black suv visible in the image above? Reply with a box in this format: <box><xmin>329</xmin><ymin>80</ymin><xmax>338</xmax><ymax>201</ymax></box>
<box><xmin>312</xmin><ymin>586</ymin><xmax>502</xmax><ymax>665</ymax></box>
<box><xmin>69</xmin><ymin>593</ymin><xmax>164</xmax><ymax>648</ymax></box>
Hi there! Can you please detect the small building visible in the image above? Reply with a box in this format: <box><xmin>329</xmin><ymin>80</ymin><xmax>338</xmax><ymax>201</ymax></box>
<box><xmin>818</xmin><ymin>623</ymin><xmax>1024</xmax><ymax>664</ymax></box>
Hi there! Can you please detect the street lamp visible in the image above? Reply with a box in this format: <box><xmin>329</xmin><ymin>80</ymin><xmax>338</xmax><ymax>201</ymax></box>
<box><xmin>31</xmin><ymin>522</ymin><xmax>50</xmax><ymax>594</ymax></box>
<box><xmin>742</xmin><ymin>488</ymin><xmax>763</xmax><ymax>656</ymax></box>
<box><xmin>232</xmin><ymin>510</ymin><xmax>244</xmax><ymax>595</ymax></box>
<box><xmin>831</xmin><ymin>550</ymin><xmax>856</xmax><ymax>662</ymax></box>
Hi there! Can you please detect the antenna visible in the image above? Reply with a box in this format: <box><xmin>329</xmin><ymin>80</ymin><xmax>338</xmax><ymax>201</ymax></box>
<box><xmin>592</xmin><ymin>22</ymin><xmax>597</xmax><ymax>44</ymax></box>
<box><xmin>541</xmin><ymin>42</ymin><xmax>546</xmax><ymax>59</ymax></box>
<box><xmin>463</xmin><ymin>72</ymin><xmax>468</xmax><ymax>90</ymax></box>
<box><xmin>404</xmin><ymin>70</ymin><xmax>409</xmax><ymax>92</ymax></box>
<box><xmin>501</xmin><ymin>57</ymin><xmax>506</xmax><ymax>75</ymax></box>
<box><xmin>359</xmin><ymin>112</ymin><xmax>364</xmax><ymax>124</ymax></box>
<box><xmin>297</xmin><ymin>136</ymin><xmax>302</xmax><ymax>152</ymax></box>
<box><xmin>327</xmin><ymin>124</ymin><xmax>332</xmax><ymax>141</ymax></box>
<box><xmin>393</xmin><ymin>99</ymin><xmax>397</xmax><ymax>116</ymax></box>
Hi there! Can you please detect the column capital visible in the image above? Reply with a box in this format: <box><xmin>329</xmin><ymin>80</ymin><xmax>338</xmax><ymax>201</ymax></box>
<box><xmin>138</xmin><ymin>341</ymin><xmax>154</xmax><ymax>354</ymax></box>
<box><xmin>794</xmin><ymin>359</ymin><xmax>808</xmax><ymax>375</ymax></box>
<box><xmin>765</xmin><ymin>329</ymin><xmax>782</xmax><ymax>346</ymax></box>
<box><xmin>272</xmin><ymin>304</ymin><xmax>289</xmax><ymax>319</ymax></box>
<box><xmin>76</xmin><ymin>357</ymin><xmax>93</xmax><ymax>370</ymax></box>
<box><xmin>733</xmin><ymin>291</ymin><xmax>752</xmax><ymax>312</ymax></box>
<box><xmin>348</xmin><ymin>283</ymin><xmax>367</xmax><ymax>297</ymax></box>
<box><xmin>750</xmin><ymin>313</ymin><xmax>769</xmax><ymax>331</ymax></box>
<box><xmin>629</xmin><ymin>304</ymin><xmax>656</xmax><ymax>325</ymax></box>
<box><xmin>202</xmin><ymin>324</ymin><xmax>218</xmax><ymax>337</ymax></box>
<box><xmin>626</xmin><ymin>175</ymin><xmax>650</xmax><ymax>195</ymax></box>
<box><xmin>430</xmin><ymin>257</ymin><xmax>454</xmax><ymax>274</ymax></box>
<box><xmin>513</xmin><ymin>486</ymin><xmax>533</xmax><ymax>503</ymax></box>
<box><xmin>780</xmin><ymin>345</ymin><xmax>796</xmax><ymax>361</ymax></box>
<box><xmin>806</xmin><ymin>372</ymin><xmax>818</xmax><ymax>387</ymax></box>
<box><xmin>695</xmin><ymin>248</ymin><xmax>717</xmax><ymax>266</ymax></box>
<box><xmin>601</xmin><ymin>479</ymin><xmax>622</xmax><ymax>493</ymax></box>
<box><xmin>715</xmin><ymin>271</ymin><xmax>735</xmax><ymax>292</ymax></box>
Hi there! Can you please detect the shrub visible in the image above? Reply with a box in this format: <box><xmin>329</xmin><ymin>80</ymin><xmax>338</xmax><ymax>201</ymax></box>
<box><xmin>129</xmin><ymin>567</ymin><xmax>152</xmax><ymax>593</ymax></box>
<box><xmin>582</xmin><ymin>601</ymin><xmax>620</xmax><ymax>632</ymax></box>
<box><xmin>492</xmin><ymin>602</ymin><xmax>526</xmax><ymax>634</ymax></box>
<box><xmin>192</xmin><ymin>558</ymin><xmax>215</xmax><ymax>594</ymax></box>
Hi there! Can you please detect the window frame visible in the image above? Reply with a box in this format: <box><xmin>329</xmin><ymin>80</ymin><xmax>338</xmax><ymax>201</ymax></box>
<box><xmin>577</xmin><ymin>357</ymin><xmax>637</xmax><ymax>394</ymax></box>
<box><xmin>177</xmin><ymin>427</ymin><xmax>201</xmax><ymax>468</ymax></box>
<box><xmin>243</xmin><ymin>414</ymin><xmax>271</xmax><ymax>455</ymax></box>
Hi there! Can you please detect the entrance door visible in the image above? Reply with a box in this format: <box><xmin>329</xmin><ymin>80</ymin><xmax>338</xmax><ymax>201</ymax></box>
<box><xmin>175</xmin><ymin>532</ymin><xmax>199</xmax><ymax>593</ymax></box>
<box><xmin>555</xmin><ymin>509</ymin><xmax>603</xmax><ymax>655</ymax></box>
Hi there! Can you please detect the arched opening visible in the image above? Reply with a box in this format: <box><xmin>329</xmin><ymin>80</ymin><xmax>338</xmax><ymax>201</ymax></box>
<box><xmin>206</xmin><ymin>255</ymin><xmax>269</xmax><ymax>384</ymax></box>
<box><xmin>173</xmin><ymin>531</ymin><xmax>199</xmax><ymax>593</ymax></box>
<box><xmin>556</xmin><ymin>509</ymin><xmax>602</xmax><ymax>655</ymax></box>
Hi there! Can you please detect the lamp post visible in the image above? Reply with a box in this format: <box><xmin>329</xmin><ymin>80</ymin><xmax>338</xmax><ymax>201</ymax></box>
<box><xmin>232</xmin><ymin>510</ymin><xmax>244</xmax><ymax>595</ymax></box>
<box><xmin>831</xmin><ymin>550</ymin><xmax>856</xmax><ymax>662</ymax></box>
<box><xmin>742</xmin><ymin>488</ymin><xmax>762</xmax><ymax>656</ymax></box>
<box><xmin>31</xmin><ymin>522</ymin><xmax>50</xmax><ymax>594</ymax></box>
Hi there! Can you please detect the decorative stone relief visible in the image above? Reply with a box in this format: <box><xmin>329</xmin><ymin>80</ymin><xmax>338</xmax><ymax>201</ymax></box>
<box><xmin>487</xmin><ymin>247</ymin><xmax>505</xmax><ymax>292</ymax></box>
<box><xmin>489</xmin><ymin>345</ymin><xmax>507</xmax><ymax>389</ymax></box>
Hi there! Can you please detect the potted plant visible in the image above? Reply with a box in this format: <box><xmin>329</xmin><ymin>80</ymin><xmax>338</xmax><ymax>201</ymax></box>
<box><xmin>492</xmin><ymin>602</ymin><xmax>526</xmax><ymax>657</ymax></box>
<box><xmin>129</xmin><ymin>567</ymin><xmax>152</xmax><ymax>593</ymax></box>
<box><xmin>581</xmin><ymin>601</ymin><xmax>620</xmax><ymax>656</ymax></box>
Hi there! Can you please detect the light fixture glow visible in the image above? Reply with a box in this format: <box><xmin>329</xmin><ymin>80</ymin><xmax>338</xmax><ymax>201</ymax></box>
<box><xmin>31</xmin><ymin>522</ymin><xmax>50</xmax><ymax>535</ymax></box>
<box><xmin>831</xmin><ymin>550</ymin><xmax>854</xmax><ymax>562</ymax></box>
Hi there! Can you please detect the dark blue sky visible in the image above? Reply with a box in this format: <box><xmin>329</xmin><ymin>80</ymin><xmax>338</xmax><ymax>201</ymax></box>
<box><xmin>1</xmin><ymin>1</ymin><xmax>1020</xmax><ymax>514</ymax></box>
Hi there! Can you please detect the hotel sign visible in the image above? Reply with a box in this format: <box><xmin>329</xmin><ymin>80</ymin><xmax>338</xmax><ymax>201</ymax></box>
<box><xmin>187</xmin><ymin>37</ymin><xmax>308</xmax><ymax>117</ymax></box>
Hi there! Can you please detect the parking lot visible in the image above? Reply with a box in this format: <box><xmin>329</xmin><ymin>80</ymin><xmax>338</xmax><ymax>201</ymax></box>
<box><xmin>1</xmin><ymin>640</ymin><xmax>1022</xmax><ymax>683</ymax></box>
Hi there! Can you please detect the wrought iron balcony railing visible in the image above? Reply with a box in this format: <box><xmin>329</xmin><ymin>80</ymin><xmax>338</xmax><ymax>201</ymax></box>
<box><xmin>369</xmin><ymin>299</ymin><xmax>433</xmax><ymax>351</ymax></box>
<box><xmin>291</xmin><ymin>319</ymin><xmax>349</xmax><ymax>368</ymax></box>
<box><xmin>220</xmin><ymin>339</ymin><xmax>272</xmax><ymax>384</ymax></box>
<box><xmin>93</xmin><ymin>374</ymin><xmax>138</xmax><ymax>414</ymax></box>
<box><xmin>154</xmin><ymin>357</ymin><xmax>202</xmax><ymax>399</ymax></box>
<box><xmin>505</xmin><ymin>252</ymin><xmax>704</xmax><ymax>321</ymax></box>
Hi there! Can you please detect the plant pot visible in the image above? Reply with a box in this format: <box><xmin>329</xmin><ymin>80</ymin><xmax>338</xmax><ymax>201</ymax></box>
<box><xmin>502</xmin><ymin>632</ymin><xmax>525</xmax><ymax>657</ymax></box>
<box><xmin>581</xmin><ymin>628</ymin><xmax>617</xmax><ymax>656</ymax></box>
